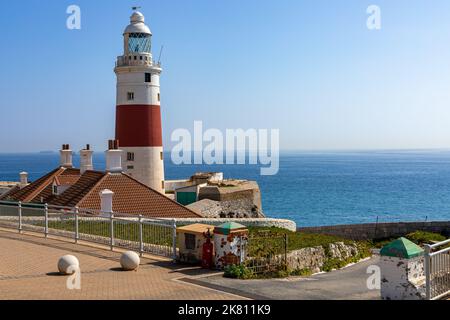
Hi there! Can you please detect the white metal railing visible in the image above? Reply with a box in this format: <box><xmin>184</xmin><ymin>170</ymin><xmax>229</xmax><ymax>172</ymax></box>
<box><xmin>425</xmin><ymin>238</ymin><xmax>450</xmax><ymax>300</ymax></box>
<box><xmin>0</xmin><ymin>200</ymin><xmax>177</xmax><ymax>260</ymax></box>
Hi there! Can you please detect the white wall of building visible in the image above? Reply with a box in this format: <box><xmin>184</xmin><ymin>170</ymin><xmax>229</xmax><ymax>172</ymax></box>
<box><xmin>122</xmin><ymin>146</ymin><xmax>165</xmax><ymax>193</ymax></box>
<box><xmin>165</xmin><ymin>180</ymin><xmax>193</xmax><ymax>193</ymax></box>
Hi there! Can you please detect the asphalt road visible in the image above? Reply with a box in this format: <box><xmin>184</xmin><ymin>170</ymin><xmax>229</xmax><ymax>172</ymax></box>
<box><xmin>191</xmin><ymin>256</ymin><xmax>381</xmax><ymax>300</ymax></box>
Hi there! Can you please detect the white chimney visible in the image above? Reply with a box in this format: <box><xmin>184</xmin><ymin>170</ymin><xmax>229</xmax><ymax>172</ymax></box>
<box><xmin>80</xmin><ymin>144</ymin><xmax>94</xmax><ymax>174</ymax></box>
<box><xmin>100</xmin><ymin>189</ymin><xmax>114</xmax><ymax>215</ymax></box>
<box><xmin>105</xmin><ymin>140</ymin><xmax>123</xmax><ymax>173</ymax></box>
<box><xmin>19</xmin><ymin>172</ymin><xmax>28</xmax><ymax>189</ymax></box>
<box><xmin>60</xmin><ymin>144</ymin><xmax>73</xmax><ymax>168</ymax></box>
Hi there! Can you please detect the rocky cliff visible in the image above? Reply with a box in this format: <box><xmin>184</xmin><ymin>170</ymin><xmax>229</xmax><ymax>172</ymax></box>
<box><xmin>286</xmin><ymin>242</ymin><xmax>367</xmax><ymax>274</ymax></box>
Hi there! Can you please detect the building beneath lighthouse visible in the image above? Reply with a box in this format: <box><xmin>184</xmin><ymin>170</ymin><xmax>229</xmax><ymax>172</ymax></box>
<box><xmin>114</xmin><ymin>10</ymin><xmax>165</xmax><ymax>194</ymax></box>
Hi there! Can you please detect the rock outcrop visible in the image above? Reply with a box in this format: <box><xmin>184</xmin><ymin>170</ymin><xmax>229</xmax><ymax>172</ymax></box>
<box><xmin>286</xmin><ymin>242</ymin><xmax>363</xmax><ymax>274</ymax></box>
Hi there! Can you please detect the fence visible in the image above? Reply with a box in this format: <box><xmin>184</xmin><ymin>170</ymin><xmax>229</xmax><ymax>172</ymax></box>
<box><xmin>0</xmin><ymin>200</ymin><xmax>177</xmax><ymax>260</ymax></box>
<box><xmin>425</xmin><ymin>239</ymin><xmax>450</xmax><ymax>300</ymax></box>
<box><xmin>244</xmin><ymin>231</ymin><xmax>288</xmax><ymax>275</ymax></box>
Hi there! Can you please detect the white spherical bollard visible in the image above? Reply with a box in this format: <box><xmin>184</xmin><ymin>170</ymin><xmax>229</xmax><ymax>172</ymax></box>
<box><xmin>120</xmin><ymin>251</ymin><xmax>140</xmax><ymax>271</ymax></box>
<box><xmin>57</xmin><ymin>255</ymin><xmax>80</xmax><ymax>275</ymax></box>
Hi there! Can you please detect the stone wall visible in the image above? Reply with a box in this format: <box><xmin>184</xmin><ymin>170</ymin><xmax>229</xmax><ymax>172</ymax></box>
<box><xmin>286</xmin><ymin>242</ymin><xmax>362</xmax><ymax>274</ymax></box>
<box><xmin>298</xmin><ymin>221</ymin><xmax>450</xmax><ymax>240</ymax></box>
<box><xmin>187</xmin><ymin>198</ymin><xmax>264</xmax><ymax>218</ymax></box>
<box><xmin>198</xmin><ymin>181</ymin><xmax>262</xmax><ymax>212</ymax></box>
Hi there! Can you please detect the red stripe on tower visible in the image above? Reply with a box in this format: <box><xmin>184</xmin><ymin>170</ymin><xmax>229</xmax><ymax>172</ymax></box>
<box><xmin>115</xmin><ymin>105</ymin><xmax>162</xmax><ymax>147</ymax></box>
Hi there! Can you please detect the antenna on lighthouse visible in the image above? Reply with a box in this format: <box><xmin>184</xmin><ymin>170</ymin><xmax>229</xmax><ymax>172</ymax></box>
<box><xmin>132</xmin><ymin>6</ymin><xmax>141</xmax><ymax>11</ymax></box>
<box><xmin>158</xmin><ymin>45</ymin><xmax>164</xmax><ymax>64</ymax></box>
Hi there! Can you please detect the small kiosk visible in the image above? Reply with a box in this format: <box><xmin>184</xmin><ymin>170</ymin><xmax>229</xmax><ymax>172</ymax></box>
<box><xmin>213</xmin><ymin>222</ymin><xmax>249</xmax><ymax>269</ymax></box>
<box><xmin>177</xmin><ymin>224</ymin><xmax>215</xmax><ymax>264</ymax></box>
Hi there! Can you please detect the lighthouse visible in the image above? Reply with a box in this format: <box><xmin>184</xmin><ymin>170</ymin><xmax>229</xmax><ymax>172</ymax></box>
<box><xmin>114</xmin><ymin>9</ymin><xmax>165</xmax><ymax>193</ymax></box>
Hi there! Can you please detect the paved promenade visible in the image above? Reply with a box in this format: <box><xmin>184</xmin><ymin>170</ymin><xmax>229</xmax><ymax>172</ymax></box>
<box><xmin>0</xmin><ymin>229</ymin><xmax>244</xmax><ymax>300</ymax></box>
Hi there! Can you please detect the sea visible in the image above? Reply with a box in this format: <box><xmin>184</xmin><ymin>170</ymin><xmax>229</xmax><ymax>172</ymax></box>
<box><xmin>1</xmin><ymin>151</ymin><xmax>450</xmax><ymax>227</ymax></box>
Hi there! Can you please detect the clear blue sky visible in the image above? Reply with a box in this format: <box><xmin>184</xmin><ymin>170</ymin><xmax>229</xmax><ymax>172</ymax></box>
<box><xmin>1</xmin><ymin>0</ymin><xmax>450</xmax><ymax>152</ymax></box>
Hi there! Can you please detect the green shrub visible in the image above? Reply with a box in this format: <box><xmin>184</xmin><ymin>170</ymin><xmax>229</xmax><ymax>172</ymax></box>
<box><xmin>275</xmin><ymin>269</ymin><xmax>290</xmax><ymax>278</ymax></box>
<box><xmin>223</xmin><ymin>264</ymin><xmax>253</xmax><ymax>279</ymax></box>
<box><xmin>406</xmin><ymin>231</ymin><xmax>446</xmax><ymax>245</ymax></box>
<box><xmin>371</xmin><ymin>231</ymin><xmax>447</xmax><ymax>248</ymax></box>
<box><xmin>321</xmin><ymin>250</ymin><xmax>371</xmax><ymax>273</ymax></box>
<box><xmin>322</xmin><ymin>258</ymin><xmax>347</xmax><ymax>272</ymax></box>
<box><xmin>290</xmin><ymin>268</ymin><xmax>313</xmax><ymax>277</ymax></box>
<box><xmin>371</xmin><ymin>238</ymin><xmax>395</xmax><ymax>249</ymax></box>
<box><xmin>248</xmin><ymin>227</ymin><xmax>363</xmax><ymax>252</ymax></box>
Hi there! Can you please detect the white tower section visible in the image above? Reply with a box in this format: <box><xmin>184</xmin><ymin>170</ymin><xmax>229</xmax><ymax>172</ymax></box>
<box><xmin>114</xmin><ymin>10</ymin><xmax>165</xmax><ymax>194</ymax></box>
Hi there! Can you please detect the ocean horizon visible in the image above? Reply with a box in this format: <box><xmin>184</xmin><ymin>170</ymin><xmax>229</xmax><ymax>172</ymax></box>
<box><xmin>1</xmin><ymin>150</ymin><xmax>450</xmax><ymax>227</ymax></box>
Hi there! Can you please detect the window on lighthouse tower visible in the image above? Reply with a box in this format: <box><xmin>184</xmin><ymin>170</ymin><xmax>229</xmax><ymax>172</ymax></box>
<box><xmin>127</xmin><ymin>92</ymin><xmax>134</xmax><ymax>101</ymax></box>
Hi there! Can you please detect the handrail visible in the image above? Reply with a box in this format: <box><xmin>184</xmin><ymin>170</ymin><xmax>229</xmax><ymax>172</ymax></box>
<box><xmin>430</xmin><ymin>246</ymin><xmax>450</xmax><ymax>257</ymax></box>
<box><xmin>0</xmin><ymin>200</ymin><xmax>18</xmax><ymax>204</ymax></box>
<box><xmin>0</xmin><ymin>200</ymin><xmax>170</xmax><ymax>222</ymax></box>
<box><xmin>425</xmin><ymin>238</ymin><xmax>450</xmax><ymax>300</ymax></box>
<box><xmin>0</xmin><ymin>200</ymin><xmax>177</xmax><ymax>260</ymax></box>
<box><xmin>428</xmin><ymin>238</ymin><xmax>450</xmax><ymax>250</ymax></box>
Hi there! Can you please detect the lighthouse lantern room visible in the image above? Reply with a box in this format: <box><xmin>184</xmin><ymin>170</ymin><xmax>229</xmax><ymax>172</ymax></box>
<box><xmin>114</xmin><ymin>9</ymin><xmax>165</xmax><ymax>193</ymax></box>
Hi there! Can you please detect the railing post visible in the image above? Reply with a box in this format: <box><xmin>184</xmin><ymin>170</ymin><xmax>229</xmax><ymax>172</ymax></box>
<box><xmin>110</xmin><ymin>212</ymin><xmax>114</xmax><ymax>251</ymax></box>
<box><xmin>424</xmin><ymin>244</ymin><xmax>432</xmax><ymax>300</ymax></box>
<box><xmin>44</xmin><ymin>203</ymin><xmax>48</xmax><ymax>238</ymax></box>
<box><xmin>18</xmin><ymin>201</ymin><xmax>22</xmax><ymax>233</ymax></box>
<box><xmin>172</xmin><ymin>219</ymin><xmax>177</xmax><ymax>262</ymax></box>
<box><xmin>139</xmin><ymin>215</ymin><xmax>143</xmax><ymax>257</ymax></box>
<box><xmin>75</xmin><ymin>207</ymin><xmax>79</xmax><ymax>244</ymax></box>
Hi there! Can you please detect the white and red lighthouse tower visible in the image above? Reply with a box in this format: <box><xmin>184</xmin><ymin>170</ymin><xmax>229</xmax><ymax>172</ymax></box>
<box><xmin>114</xmin><ymin>9</ymin><xmax>165</xmax><ymax>193</ymax></box>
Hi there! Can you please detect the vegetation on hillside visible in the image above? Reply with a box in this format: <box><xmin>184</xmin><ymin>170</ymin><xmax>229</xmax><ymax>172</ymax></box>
<box><xmin>227</xmin><ymin>228</ymin><xmax>448</xmax><ymax>280</ymax></box>
<box><xmin>371</xmin><ymin>230</ymin><xmax>447</xmax><ymax>248</ymax></box>
<box><xmin>247</xmin><ymin>226</ymin><xmax>367</xmax><ymax>251</ymax></box>
<box><xmin>224</xmin><ymin>227</ymin><xmax>372</xmax><ymax>280</ymax></box>
<box><xmin>405</xmin><ymin>231</ymin><xmax>446</xmax><ymax>245</ymax></box>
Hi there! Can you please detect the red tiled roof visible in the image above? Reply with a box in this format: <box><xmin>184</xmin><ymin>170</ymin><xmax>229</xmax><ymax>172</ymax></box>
<box><xmin>32</xmin><ymin>184</ymin><xmax>55</xmax><ymax>204</ymax></box>
<box><xmin>0</xmin><ymin>185</ymin><xmax>20</xmax><ymax>201</ymax></box>
<box><xmin>1</xmin><ymin>168</ymin><xmax>61</xmax><ymax>202</ymax></box>
<box><xmin>2</xmin><ymin>166</ymin><xmax>200</xmax><ymax>219</ymax></box>
<box><xmin>76</xmin><ymin>173</ymin><xmax>201</xmax><ymax>218</ymax></box>
<box><xmin>1</xmin><ymin>167</ymin><xmax>81</xmax><ymax>203</ymax></box>
<box><xmin>54</xmin><ymin>175</ymin><xmax>80</xmax><ymax>186</ymax></box>
<box><xmin>49</xmin><ymin>171</ymin><xmax>106</xmax><ymax>208</ymax></box>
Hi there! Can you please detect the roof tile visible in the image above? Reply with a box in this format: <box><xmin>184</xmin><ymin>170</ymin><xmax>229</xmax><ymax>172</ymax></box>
<box><xmin>77</xmin><ymin>173</ymin><xmax>200</xmax><ymax>218</ymax></box>
<box><xmin>50</xmin><ymin>171</ymin><xmax>106</xmax><ymax>208</ymax></box>
<box><xmin>1</xmin><ymin>168</ymin><xmax>65</xmax><ymax>202</ymax></box>
<box><xmin>2</xmin><ymin>167</ymin><xmax>200</xmax><ymax>219</ymax></box>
